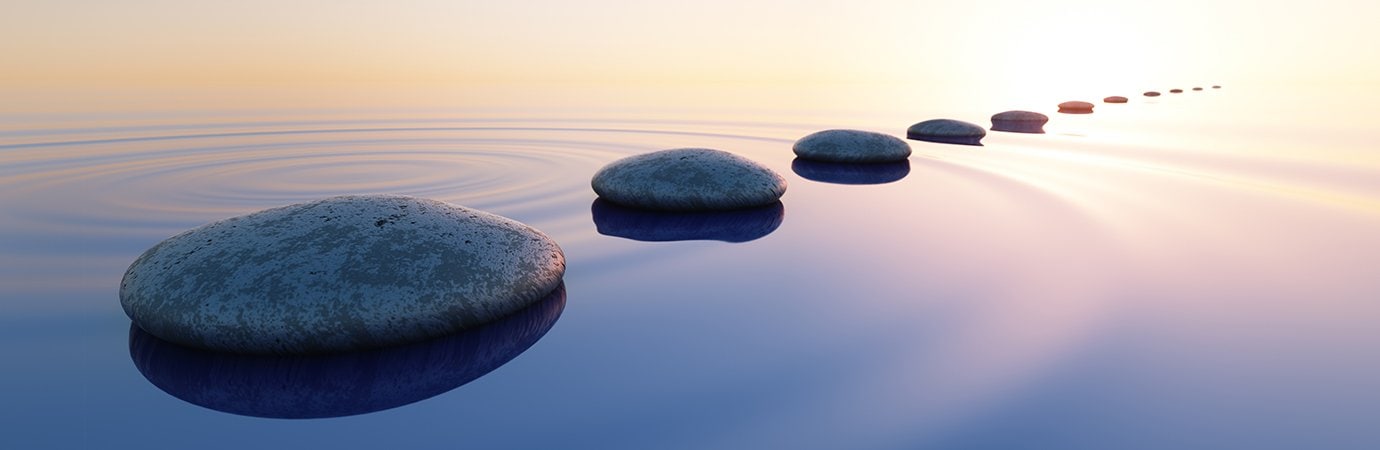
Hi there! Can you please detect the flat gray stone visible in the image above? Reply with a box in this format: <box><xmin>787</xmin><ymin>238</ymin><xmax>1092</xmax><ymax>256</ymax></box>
<box><xmin>120</xmin><ymin>195</ymin><xmax>566</xmax><ymax>355</ymax></box>
<box><xmin>792</xmin><ymin>129</ymin><xmax>911</xmax><ymax>163</ymax></box>
<box><xmin>906</xmin><ymin>119</ymin><xmax>986</xmax><ymax>146</ymax></box>
<box><xmin>990</xmin><ymin>111</ymin><xmax>1049</xmax><ymax>134</ymax></box>
<box><xmin>1104</xmin><ymin>96</ymin><xmax>1129</xmax><ymax>103</ymax></box>
<box><xmin>591</xmin><ymin>148</ymin><xmax>787</xmax><ymax>211</ymax></box>
<box><xmin>1058</xmin><ymin>101</ymin><xmax>1095</xmax><ymax>114</ymax></box>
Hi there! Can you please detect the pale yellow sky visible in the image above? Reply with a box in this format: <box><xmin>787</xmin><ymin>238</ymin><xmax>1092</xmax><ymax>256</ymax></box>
<box><xmin>1</xmin><ymin>0</ymin><xmax>1377</xmax><ymax>89</ymax></box>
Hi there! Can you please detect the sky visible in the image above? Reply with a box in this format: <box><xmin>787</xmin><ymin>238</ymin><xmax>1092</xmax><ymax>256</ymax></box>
<box><xmin>1</xmin><ymin>0</ymin><xmax>1377</xmax><ymax>91</ymax></box>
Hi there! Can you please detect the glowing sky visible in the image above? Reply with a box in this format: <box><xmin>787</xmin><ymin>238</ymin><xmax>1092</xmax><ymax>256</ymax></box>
<box><xmin>2</xmin><ymin>0</ymin><xmax>1377</xmax><ymax>89</ymax></box>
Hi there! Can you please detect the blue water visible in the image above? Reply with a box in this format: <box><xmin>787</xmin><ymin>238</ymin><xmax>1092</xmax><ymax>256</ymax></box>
<box><xmin>2</xmin><ymin>84</ymin><xmax>1378</xmax><ymax>449</ymax></box>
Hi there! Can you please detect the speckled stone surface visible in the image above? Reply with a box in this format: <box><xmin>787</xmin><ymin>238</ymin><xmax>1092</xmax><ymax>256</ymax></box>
<box><xmin>1057</xmin><ymin>101</ymin><xmax>1095</xmax><ymax>114</ymax></box>
<box><xmin>792</xmin><ymin>129</ymin><xmax>911</xmax><ymax>163</ymax></box>
<box><xmin>990</xmin><ymin>111</ymin><xmax>1049</xmax><ymax>134</ymax></box>
<box><xmin>1145</xmin><ymin>91</ymin><xmax>1162</xmax><ymax>97</ymax></box>
<box><xmin>1104</xmin><ymin>96</ymin><xmax>1129</xmax><ymax>103</ymax></box>
<box><xmin>591</xmin><ymin>148</ymin><xmax>787</xmax><ymax>211</ymax></box>
<box><xmin>119</xmin><ymin>195</ymin><xmax>566</xmax><ymax>355</ymax></box>
<box><xmin>906</xmin><ymin>119</ymin><xmax>986</xmax><ymax>146</ymax></box>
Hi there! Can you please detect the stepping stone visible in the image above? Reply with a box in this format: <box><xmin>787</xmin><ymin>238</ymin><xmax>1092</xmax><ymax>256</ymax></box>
<box><xmin>792</xmin><ymin>129</ymin><xmax>911</xmax><ymax>163</ymax></box>
<box><xmin>591</xmin><ymin>148</ymin><xmax>787</xmax><ymax>211</ymax></box>
<box><xmin>906</xmin><ymin>119</ymin><xmax>986</xmax><ymax>146</ymax></box>
<box><xmin>990</xmin><ymin>110</ymin><xmax>1049</xmax><ymax>133</ymax></box>
<box><xmin>1104</xmin><ymin>96</ymin><xmax>1129</xmax><ymax>103</ymax></box>
<box><xmin>1058</xmin><ymin>101</ymin><xmax>1095</xmax><ymax>114</ymax></box>
<box><xmin>120</xmin><ymin>195</ymin><xmax>566</xmax><ymax>354</ymax></box>
<box><xmin>1144</xmin><ymin>91</ymin><xmax>1162</xmax><ymax>97</ymax></box>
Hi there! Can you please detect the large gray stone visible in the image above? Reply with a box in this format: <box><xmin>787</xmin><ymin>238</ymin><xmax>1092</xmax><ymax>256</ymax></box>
<box><xmin>990</xmin><ymin>110</ymin><xmax>1049</xmax><ymax>134</ymax></box>
<box><xmin>792</xmin><ymin>129</ymin><xmax>911</xmax><ymax>163</ymax></box>
<box><xmin>906</xmin><ymin>119</ymin><xmax>986</xmax><ymax>146</ymax></box>
<box><xmin>120</xmin><ymin>195</ymin><xmax>566</xmax><ymax>355</ymax></box>
<box><xmin>591</xmin><ymin>148</ymin><xmax>787</xmax><ymax>211</ymax></box>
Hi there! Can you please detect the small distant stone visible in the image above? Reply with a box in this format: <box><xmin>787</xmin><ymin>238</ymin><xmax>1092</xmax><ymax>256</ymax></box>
<box><xmin>792</xmin><ymin>129</ymin><xmax>911</xmax><ymax>163</ymax></box>
<box><xmin>1103</xmin><ymin>96</ymin><xmax>1129</xmax><ymax>103</ymax></box>
<box><xmin>1144</xmin><ymin>91</ymin><xmax>1162</xmax><ymax>97</ymax></box>
<box><xmin>591</xmin><ymin>148</ymin><xmax>787</xmax><ymax>211</ymax></box>
<box><xmin>1170</xmin><ymin>89</ymin><xmax>1184</xmax><ymax>93</ymax></box>
<box><xmin>120</xmin><ymin>195</ymin><xmax>567</xmax><ymax>355</ymax></box>
<box><xmin>990</xmin><ymin>110</ymin><xmax>1048</xmax><ymax>134</ymax></box>
<box><xmin>1192</xmin><ymin>87</ymin><xmax>1203</xmax><ymax>91</ymax></box>
<box><xmin>1058</xmin><ymin>101</ymin><xmax>1095</xmax><ymax>114</ymax></box>
<box><xmin>906</xmin><ymin>119</ymin><xmax>986</xmax><ymax>146</ymax></box>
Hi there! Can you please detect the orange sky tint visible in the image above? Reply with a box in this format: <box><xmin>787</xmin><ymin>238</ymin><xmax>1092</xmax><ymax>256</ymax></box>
<box><xmin>2</xmin><ymin>0</ymin><xmax>1378</xmax><ymax>90</ymax></box>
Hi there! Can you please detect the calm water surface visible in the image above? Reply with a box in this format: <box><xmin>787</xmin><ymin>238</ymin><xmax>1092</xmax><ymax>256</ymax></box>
<box><xmin>2</xmin><ymin>84</ymin><xmax>1378</xmax><ymax>449</ymax></box>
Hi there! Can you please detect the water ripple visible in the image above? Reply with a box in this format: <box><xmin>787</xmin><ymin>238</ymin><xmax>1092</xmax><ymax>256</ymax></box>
<box><xmin>0</xmin><ymin>118</ymin><xmax>806</xmax><ymax>290</ymax></box>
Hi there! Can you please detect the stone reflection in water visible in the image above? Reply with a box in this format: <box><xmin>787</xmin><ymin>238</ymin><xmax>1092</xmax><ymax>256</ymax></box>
<box><xmin>791</xmin><ymin>158</ymin><xmax>910</xmax><ymax>185</ymax></box>
<box><xmin>128</xmin><ymin>283</ymin><xmax>566</xmax><ymax>419</ymax></box>
<box><xmin>591</xmin><ymin>199</ymin><xmax>784</xmax><ymax>243</ymax></box>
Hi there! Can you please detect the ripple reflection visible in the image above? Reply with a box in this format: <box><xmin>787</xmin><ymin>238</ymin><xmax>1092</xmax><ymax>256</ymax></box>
<box><xmin>128</xmin><ymin>284</ymin><xmax>566</xmax><ymax>419</ymax></box>
<box><xmin>591</xmin><ymin>199</ymin><xmax>784</xmax><ymax>242</ymax></box>
<box><xmin>791</xmin><ymin>158</ymin><xmax>911</xmax><ymax>185</ymax></box>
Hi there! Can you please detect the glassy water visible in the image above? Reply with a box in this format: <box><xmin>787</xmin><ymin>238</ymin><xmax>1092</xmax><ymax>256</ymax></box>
<box><xmin>2</xmin><ymin>83</ymin><xmax>1378</xmax><ymax>449</ymax></box>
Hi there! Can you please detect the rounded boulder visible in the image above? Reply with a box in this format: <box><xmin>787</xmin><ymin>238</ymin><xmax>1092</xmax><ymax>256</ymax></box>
<box><xmin>1058</xmin><ymin>101</ymin><xmax>1095</xmax><ymax>114</ymax></box>
<box><xmin>792</xmin><ymin>129</ymin><xmax>911</xmax><ymax>163</ymax></box>
<box><xmin>990</xmin><ymin>110</ymin><xmax>1049</xmax><ymax>134</ymax></box>
<box><xmin>906</xmin><ymin>119</ymin><xmax>986</xmax><ymax>146</ymax></box>
<box><xmin>120</xmin><ymin>195</ymin><xmax>567</xmax><ymax>355</ymax></box>
<box><xmin>591</xmin><ymin>148</ymin><xmax>787</xmax><ymax>211</ymax></box>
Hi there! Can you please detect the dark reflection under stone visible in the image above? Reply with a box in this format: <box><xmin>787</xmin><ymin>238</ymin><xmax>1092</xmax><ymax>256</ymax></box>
<box><xmin>791</xmin><ymin>158</ymin><xmax>910</xmax><ymax>185</ymax></box>
<box><xmin>128</xmin><ymin>283</ymin><xmax>566</xmax><ymax>419</ymax></box>
<box><xmin>591</xmin><ymin>199</ymin><xmax>784</xmax><ymax>243</ymax></box>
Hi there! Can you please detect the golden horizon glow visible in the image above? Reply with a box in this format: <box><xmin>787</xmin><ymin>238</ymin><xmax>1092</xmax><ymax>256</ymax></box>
<box><xmin>2</xmin><ymin>0</ymin><xmax>1378</xmax><ymax>89</ymax></box>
